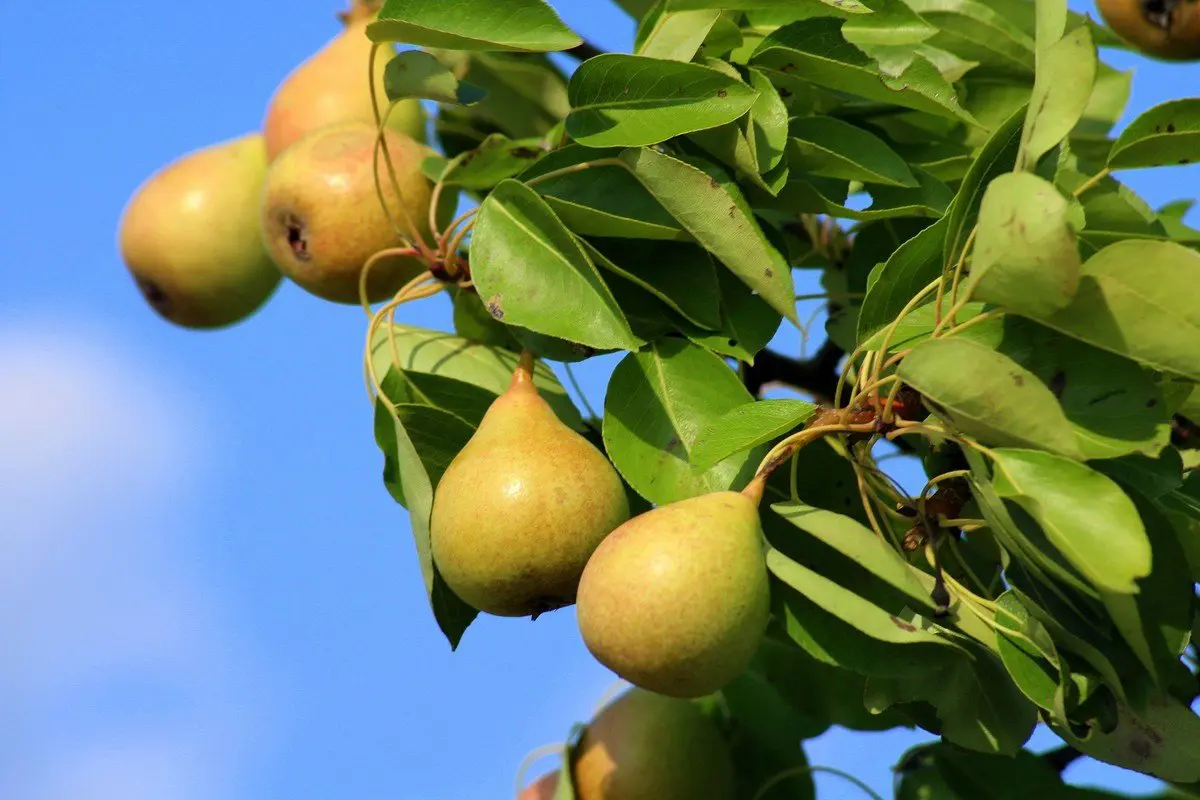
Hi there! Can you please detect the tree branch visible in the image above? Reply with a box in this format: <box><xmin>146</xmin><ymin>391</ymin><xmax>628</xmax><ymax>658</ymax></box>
<box><xmin>1041</xmin><ymin>745</ymin><xmax>1084</xmax><ymax>774</ymax></box>
<box><xmin>742</xmin><ymin>339</ymin><xmax>845</xmax><ymax>404</ymax></box>
<box><xmin>564</xmin><ymin>39</ymin><xmax>607</xmax><ymax>61</ymax></box>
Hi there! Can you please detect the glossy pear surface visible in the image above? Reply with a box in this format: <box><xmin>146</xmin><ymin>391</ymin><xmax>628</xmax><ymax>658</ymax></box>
<box><xmin>430</xmin><ymin>364</ymin><xmax>629</xmax><ymax>618</ymax></box>
<box><xmin>263</xmin><ymin>7</ymin><xmax>425</xmax><ymax>162</ymax></box>
<box><xmin>261</xmin><ymin>122</ymin><xmax>432</xmax><ymax>304</ymax></box>
<box><xmin>577</xmin><ymin>490</ymin><xmax>770</xmax><ymax>698</ymax></box>
<box><xmin>118</xmin><ymin>134</ymin><xmax>281</xmax><ymax>329</ymax></box>
<box><xmin>574</xmin><ymin>689</ymin><xmax>735</xmax><ymax>800</ymax></box>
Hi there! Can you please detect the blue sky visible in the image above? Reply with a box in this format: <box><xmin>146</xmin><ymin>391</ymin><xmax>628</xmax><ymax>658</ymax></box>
<box><xmin>0</xmin><ymin>1</ymin><xmax>1196</xmax><ymax>798</ymax></box>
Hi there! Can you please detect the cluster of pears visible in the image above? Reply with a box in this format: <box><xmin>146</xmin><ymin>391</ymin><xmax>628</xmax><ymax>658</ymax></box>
<box><xmin>117</xmin><ymin>0</ymin><xmax>431</xmax><ymax>329</ymax></box>
<box><xmin>519</xmin><ymin>688</ymin><xmax>736</xmax><ymax>799</ymax></box>
<box><xmin>430</xmin><ymin>352</ymin><xmax>771</xmax><ymax>699</ymax></box>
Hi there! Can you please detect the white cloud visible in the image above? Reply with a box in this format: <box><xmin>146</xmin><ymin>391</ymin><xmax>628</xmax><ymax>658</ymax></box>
<box><xmin>0</xmin><ymin>320</ymin><xmax>273</xmax><ymax>800</ymax></box>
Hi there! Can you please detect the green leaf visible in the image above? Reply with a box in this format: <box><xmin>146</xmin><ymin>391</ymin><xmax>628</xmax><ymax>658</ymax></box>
<box><xmin>746</xmin><ymin>68</ymin><xmax>789</xmax><ymax>172</ymax></box>
<box><xmin>470</xmin><ymin>180</ymin><xmax>643</xmax><ymax>351</ymax></box>
<box><xmin>367</xmin><ymin>323</ymin><xmax>582</xmax><ymax>429</ymax></box>
<box><xmin>679</xmin><ymin>267</ymin><xmax>783</xmax><ymax>362</ymax></box>
<box><xmin>905</xmin><ymin>0</ymin><xmax>1035</xmax><ymax>75</ymax></box>
<box><xmin>993</xmin><ymin>317</ymin><xmax>1172</xmax><ymax>461</ymax></box>
<box><xmin>944</xmin><ymin>103</ymin><xmax>1026</xmax><ymax>269</ymax></box>
<box><xmin>520</xmin><ymin>145</ymin><xmax>687</xmax><ymax>240</ymax></box>
<box><xmin>989</xmin><ymin>447</ymin><xmax>1151</xmax><ymax>594</ymax></box>
<box><xmin>720</xmin><ymin>663</ymin><xmax>819</xmax><ymax>800</ymax></box>
<box><xmin>1095</xmin><ymin>450</ymin><xmax>1184</xmax><ymax>500</ymax></box>
<box><xmin>856</xmin><ymin>218</ymin><xmax>946</xmax><ymax>342</ymax></box>
<box><xmin>1099</xmin><ymin>493</ymin><xmax>1195</xmax><ymax>687</ymax></box>
<box><xmin>751</xmin><ymin>19</ymin><xmax>977</xmax><ymax>124</ymax></box>
<box><xmin>1109</xmin><ymin>99</ymin><xmax>1200</xmax><ymax>170</ymax></box>
<box><xmin>565</xmin><ymin>54</ymin><xmax>758</xmax><ymax>147</ymax></box>
<box><xmin>670</xmin><ymin>0</ymin><xmax>870</xmax><ymax>10</ymax></box>
<box><xmin>432</xmin><ymin>50</ymin><xmax>570</xmax><ymax>139</ymax></box>
<box><xmin>1051</xmin><ymin>691</ymin><xmax>1200</xmax><ymax>783</ymax></box>
<box><xmin>582</xmin><ymin>237</ymin><xmax>721</xmax><ymax>329</ymax></box>
<box><xmin>372</xmin><ymin>388</ymin><xmax>477</xmax><ymax>647</ymax></box>
<box><xmin>378</xmin><ymin>369</ymin><xmax>496</xmax><ymax>428</ymax></box>
<box><xmin>603</xmin><ymin>339</ymin><xmax>759</xmax><ymax>505</ymax></box>
<box><xmin>383</xmin><ymin>50</ymin><xmax>486</xmax><ymax>105</ymax></box>
<box><xmin>862</xmin><ymin>301</ymin><xmax>1001</xmax><ymax>353</ymax></box>
<box><xmin>773</xmin><ymin>503</ymin><xmax>935</xmax><ymax>611</ymax></box>
<box><xmin>618</xmin><ymin>148</ymin><xmax>798</xmax><ymax>322</ymax></box>
<box><xmin>690</xmin><ymin>400</ymin><xmax>815</xmax><ymax>473</ymax></box>
<box><xmin>369</xmin><ymin>0</ymin><xmax>582</xmax><ymax>52</ymax></box>
<box><xmin>754</xmin><ymin>637</ymin><xmax>908</xmax><ymax>733</ymax></box>
<box><xmin>767</xmin><ymin>547</ymin><xmax>964</xmax><ymax>651</ymax></box>
<box><xmin>789</xmin><ymin>115</ymin><xmax>918</xmax><ymax>187</ymax></box>
<box><xmin>1028</xmin><ymin>240</ymin><xmax>1200</xmax><ymax>382</ymax></box>
<box><xmin>994</xmin><ymin>591</ymin><xmax>1060</xmax><ymax>711</ymax></box>
<box><xmin>897</xmin><ymin>337</ymin><xmax>1083</xmax><ymax>458</ymax></box>
<box><xmin>865</xmin><ymin>648</ymin><xmax>1038</xmax><ymax>755</ymax></box>
<box><xmin>967</xmin><ymin>172</ymin><xmax>1081</xmax><ymax>317</ymax></box>
<box><xmin>438</xmin><ymin>135</ymin><xmax>547</xmax><ymax>190</ymax></box>
<box><xmin>1018</xmin><ymin>25</ymin><xmax>1096</xmax><ymax>170</ymax></box>
<box><xmin>635</xmin><ymin>6</ymin><xmax>722</xmax><ymax>61</ymax></box>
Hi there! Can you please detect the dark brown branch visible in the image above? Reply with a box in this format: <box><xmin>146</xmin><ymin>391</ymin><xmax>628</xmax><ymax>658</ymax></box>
<box><xmin>742</xmin><ymin>339</ymin><xmax>845</xmax><ymax>404</ymax></box>
<box><xmin>564</xmin><ymin>40</ymin><xmax>607</xmax><ymax>61</ymax></box>
<box><xmin>1042</xmin><ymin>745</ymin><xmax>1084</xmax><ymax>774</ymax></box>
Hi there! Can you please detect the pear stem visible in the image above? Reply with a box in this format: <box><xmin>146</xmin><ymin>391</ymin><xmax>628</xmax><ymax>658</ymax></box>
<box><xmin>742</xmin><ymin>420</ymin><xmax>878</xmax><ymax>505</ymax></box>
<box><xmin>507</xmin><ymin>349</ymin><xmax>537</xmax><ymax>393</ymax></box>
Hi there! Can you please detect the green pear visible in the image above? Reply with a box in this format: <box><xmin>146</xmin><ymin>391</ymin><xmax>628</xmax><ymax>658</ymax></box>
<box><xmin>260</xmin><ymin>121</ymin><xmax>432</xmax><ymax>304</ymax></box>
<box><xmin>573</xmin><ymin>689</ymin><xmax>735</xmax><ymax>799</ymax></box>
<box><xmin>430</xmin><ymin>355</ymin><xmax>629</xmax><ymax>618</ymax></box>
<box><xmin>118</xmin><ymin>133</ymin><xmax>281</xmax><ymax>329</ymax></box>
<box><xmin>576</xmin><ymin>483</ymin><xmax>770</xmax><ymax>698</ymax></box>
<box><xmin>262</xmin><ymin>1</ymin><xmax>425</xmax><ymax>162</ymax></box>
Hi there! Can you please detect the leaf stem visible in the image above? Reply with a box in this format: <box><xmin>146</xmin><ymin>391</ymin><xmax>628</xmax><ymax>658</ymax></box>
<box><xmin>752</xmin><ymin>765</ymin><xmax>884</xmax><ymax>800</ymax></box>
<box><xmin>1072</xmin><ymin>167</ymin><xmax>1112</xmax><ymax>198</ymax></box>
<box><xmin>523</xmin><ymin>157</ymin><xmax>625</xmax><ymax>188</ymax></box>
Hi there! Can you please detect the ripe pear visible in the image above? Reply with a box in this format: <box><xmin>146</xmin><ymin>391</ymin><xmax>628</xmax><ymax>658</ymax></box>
<box><xmin>518</xmin><ymin>772</ymin><xmax>558</xmax><ymax>800</ymax></box>
<box><xmin>573</xmin><ymin>689</ymin><xmax>735</xmax><ymax>799</ymax></box>
<box><xmin>261</xmin><ymin>121</ymin><xmax>432</xmax><ymax>304</ymax></box>
<box><xmin>263</xmin><ymin>1</ymin><xmax>425</xmax><ymax>162</ymax></box>
<box><xmin>576</xmin><ymin>482</ymin><xmax>771</xmax><ymax>698</ymax></box>
<box><xmin>430</xmin><ymin>355</ymin><xmax>630</xmax><ymax>618</ymax></box>
<box><xmin>118</xmin><ymin>133</ymin><xmax>281</xmax><ymax>329</ymax></box>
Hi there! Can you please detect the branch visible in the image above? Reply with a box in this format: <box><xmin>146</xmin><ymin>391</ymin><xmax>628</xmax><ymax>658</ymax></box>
<box><xmin>564</xmin><ymin>39</ymin><xmax>607</xmax><ymax>61</ymax></box>
<box><xmin>1042</xmin><ymin>745</ymin><xmax>1084</xmax><ymax>774</ymax></box>
<box><xmin>742</xmin><ymin>339</ymin><xmax>845</xmax><ymax>404</ymax></box>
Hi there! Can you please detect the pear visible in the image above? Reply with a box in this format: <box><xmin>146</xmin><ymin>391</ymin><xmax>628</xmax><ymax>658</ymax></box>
<box><xmin>262</xmin><ymin>1</ymin><xmax>425</xmax><ymax>162</ymax></box>
<box><xmin>261</xmin><ymin>121</ymin><xmax>432</xmax><ymax>304</ymax></box>
<box><xmin>118</xmin><ymin>133</ymin><xmax>281</xmax><ymax>329</ymax></box>
<box><xmin>430</xmin><ymin>354</ymin><xmax>629</xmax><ymax>618</ymax></box>
<box><xmin>576</xmin><ymin>482</ymin><xmax>771</xmax><ymax>698</ymax></box>
<box><xmin>573</xmin><ymin>689</ymin><xmax>735</xmax><ymax>799</ymax></box>
<box><xmin>518</xmin><ymin>772</ymin><xmax>558</xmax><ymax>800</ymax></box>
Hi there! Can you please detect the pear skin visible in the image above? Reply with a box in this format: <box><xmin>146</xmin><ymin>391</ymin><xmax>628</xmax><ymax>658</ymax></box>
<box><xmin>263</xmin><ymin>3</ymin><xmax>425</xmax><ymax>162</ymax></box>
<box><xmin>261</xmin><ymin>121</ymin><xmax>432</xmax><ymax>304</ymax></box>
<box><xmin>430</xmin><ymin>356</ymin><xmax>629</xmax><ymax>618</ymax></box>
<box><xmin>518</xmin><ymin>772</ymin><xmax>558</xmax><ymax>800</ymax></box>
<box><xmin>576</xmin><ymin>487</ymin><xmax>770</xmax><ymax>698</ymax></box>
<box><xmin>118</xmin><ymin>133</ymin><xmax>281</xmax><ymax>329</ymax></box>
<box><xmin>573</xmin><ymin>689</ymin><xmax>735</xmax><ymax>800</ymax></box>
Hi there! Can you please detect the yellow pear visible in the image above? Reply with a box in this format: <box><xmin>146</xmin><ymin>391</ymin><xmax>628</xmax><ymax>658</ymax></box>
<box><xmin>573</xmin><ymin>689</ymin><xmax>735</xmax><ymax>799</ymax></box>
<box><xmin>260</xmin><ymin>121</ymin><xmax>432</xmax><ymax>304</ymax></box>
<box><xmin>118</xmin><ymin>133</ymin><xmax>281</xmax><ymax>329</ymax></box>
<box><xmin>263</xmin><ymin>1</ymin><xmax>425</xmax><ymax>162</ymax></box>
<box><xmin>430</xmin><ymin>354</ymin><xmax>630</xmax><ymax>618</ymax></box>
<box><xmin>576</xmin><ymin>483</ymin><xmax>770</xmax><ymax>698</ymax></box>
